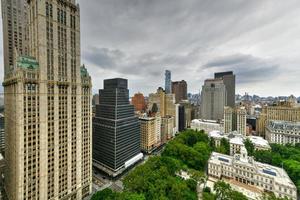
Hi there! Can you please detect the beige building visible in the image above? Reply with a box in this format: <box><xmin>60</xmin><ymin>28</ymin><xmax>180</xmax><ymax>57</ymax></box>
<box><xmin>208</xmin><ymin>147</ymin><xmax>297</xmax><ymax>200</ymax></box>
<box><xmin>224</xmin><ymin>106</ymin><xmax>247</xmax><ymax>136</ymax></box>
<box><xmin>257</xmin><ymin>104</ymin><xmax>300</xmax><ymax>137</ymax></box>
<box><xmin>266</xmin><ymin>120</ymin><xmax>300</xmax><ymax>145</ymax></box>
<box><xmin>140</xmin><ymin>117</ymin><xmax>157</xmax><ymax>153</ymax></box>
<box><xmin>148</xmin><ymin>87</ymin><xmax>166</xmax><ymax>117</ymax></box>
<box><xmin>3</xmin><ymin>0</ymin><xmax>92</xmax><ymax>199</ymax></box>
<box><xmin>1</xmin><ymin>0</ymin><xmax>28</xmax><ymax>74</ymax></box>
<box><xmin>161</xmin><ymin>116</ymin><xmax>175</xmax><ymax>141</ymax></box>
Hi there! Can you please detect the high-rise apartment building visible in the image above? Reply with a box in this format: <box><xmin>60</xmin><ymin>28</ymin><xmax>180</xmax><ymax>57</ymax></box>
<box><xmin>215</xmin><ymin>71</ymin><xmax>235</xmax><ymax>107</ymax></box>
<box><xmin>201</xmin><ymin>79</ymin><xmax>226</xmax><ymax>120</ymax></box>
<box><xmin>257</xmin><ymin>105</ymin><xmax>300</xmax><ymax>137</ymax></box>
<box><xmin>3</xmin><ymin>0</ymin><xmax>92</xmax><ymax>199</ymax></box>
<box><xmin>165</xmin><ymin>70</ymin><xmax>171</xmax><ymax>94</ymax></box>
<box><xmin>224</xmin><ymin>106</ymin><xmax>247</xmax><ymax>135</ymax></box>
<box><xmin>131</xmin><ymin>92</ymin><xmax>146</xmax><ymax>112</ymax></box>
<box><xmin>172</xmin><ymin>80</ymin><xmax>187</xmax><ymax>103</ymax></box>
<box><xmin>148</xmin><ymin>87</ymin><xmax>166</xmax><ymax>117</ymax></box>
<box><xmin>1</xmin><ymin>0</ymin><xmax>28</xmax><ymax>75</ymax></box>
<box><xmin>93</xmin><ymin>78</ymin><xmax>142</xmax><ymax>177</ymax></box>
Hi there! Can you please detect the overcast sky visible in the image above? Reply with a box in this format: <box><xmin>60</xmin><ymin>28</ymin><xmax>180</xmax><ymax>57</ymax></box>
<box><xmin>1</xmin><ymin>0</ymin><xmax>300</xmax><ymax>97</ymax></box>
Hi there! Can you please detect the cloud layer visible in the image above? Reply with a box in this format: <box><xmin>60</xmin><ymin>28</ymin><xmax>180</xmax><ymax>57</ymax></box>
<box><xmin>1</xmin><ymin>0</ymin><xmax>300</xmax><ymax>96</ymax></box>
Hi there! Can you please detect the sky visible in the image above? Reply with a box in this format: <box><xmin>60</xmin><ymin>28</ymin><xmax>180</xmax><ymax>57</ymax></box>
<box><xmin>1</xmin><ymin>0</ymin><xmax>300</xmax><ymax>97</ymax></box>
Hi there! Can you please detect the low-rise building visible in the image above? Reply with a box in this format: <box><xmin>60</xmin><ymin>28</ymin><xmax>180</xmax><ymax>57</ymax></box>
<box><xmin>208</xmin><ymin>147</ymin><xmax>297</xmax><ymax>200</ymax></box>
<box><xmin>208</xmin><ymin>131</ymin><xmax>270</xmax><ymax>155</ymax></box>
<box><xmin>266</xmin><ymin>120</ymin><xmax>300</xmax><ymax>145</ymax></box>
<box><xmin>191</xmin><ymin>119</ymin><xmax>223</xmax><ymax>133</ymax></box>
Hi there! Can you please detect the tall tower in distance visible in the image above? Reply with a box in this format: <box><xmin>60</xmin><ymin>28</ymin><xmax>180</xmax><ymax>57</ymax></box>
<box><xmin>93</xmin><ymin>78</ymin><xmax>142</xmax><ymax>177</ymax></box>
<box><xmin>2</xmin><ymin>0</ymin><xmax>92</xmax><ymax>199</ymax></box>
<box><xmin>165</xmin><ymin>70</ymin><xmax>172</xmax><ymax>94</ymax></box>
<box><xmin>214</xmin><ymin>71</ymin><xmax>236</xmax><ymax>108</ymax></box>
<box><xmin>172</xmin><ymin>80</ymin><xmax>187</xmax><ymax>103</ymax></box>
<box><xmin>1</xmin><ymin>0</ymin><xmax>28</xmax><ymax>75</ymax></box>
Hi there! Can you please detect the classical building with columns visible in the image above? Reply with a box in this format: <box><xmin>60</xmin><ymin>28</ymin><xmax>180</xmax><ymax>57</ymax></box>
<box><xmin>208</xmin><ymin>147</ymin><xmax>297</xmax><ymax>200</ymax></box>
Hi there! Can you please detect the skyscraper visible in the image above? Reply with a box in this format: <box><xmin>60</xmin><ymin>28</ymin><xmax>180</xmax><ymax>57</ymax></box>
<box><xmin>172</xmin><ymin>80</ymin><xmax>187</xmax><ymax>103</ymax></box>
<box><xmin>201</xmin><ymin>79</ymin><xmax>227</xmax><ymax>120</ymax></box>
<box><xmin>93</xmin><ymin>78</ymin><xmax>142</xmax><ymax>177</ymax></box>
<box><xmin>165</xmin><ymin>70</ymin><xmax>172</xmax><ymax>94</ymax></box>
<box><xmin>3</xmin><ymin>0</ymin><xmax>92</xmax><ymax>199</ymax></box>
<box><xmin>131</xmin><ymin>92</ymin><xmax>146</xmax><ymax>112</ymax></box>
<box><xmin>1</xmin><ymin>0</ymin><xmax>28</xmax><ymax>74</ymax></box>
<box><xmin>214</xmin><ymin>71</ymin><xmax>236</xmax><ymax>107</ymax></box>
<box><xmin>224</xmin><ymin>106</ymin><xmax>247</xmax><ymax>135</ymax></box>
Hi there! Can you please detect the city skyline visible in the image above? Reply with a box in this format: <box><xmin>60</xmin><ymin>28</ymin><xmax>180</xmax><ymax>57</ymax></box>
<box><xmin>1</xmin><ymin>0</ymin><xmax>300</xmax><ymax>97</ymax></box>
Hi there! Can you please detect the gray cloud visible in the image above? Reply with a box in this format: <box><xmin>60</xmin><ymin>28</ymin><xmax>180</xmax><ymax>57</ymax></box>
<box><xmin>1</xmin><ymin>0</ymin><xmax>300</xmax><ymax>96</ymax></box>
<box><xmin>204</xmin><ymin>54</ymin><xmax>280</xmax><ymax>84</ymax></box>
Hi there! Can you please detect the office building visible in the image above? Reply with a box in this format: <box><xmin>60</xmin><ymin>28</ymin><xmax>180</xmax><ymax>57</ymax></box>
<box><xmin>180</xmin><ymin>100</ymin><xmax>192</xmax><ymax>128</ymax></box>
<box><xmin>191</xmin><ymin>119</ymin><xmax>224</xmax><ymax>133</ymax></box>
<box><xmin>161</xmin><ymin>116</ymin><xmax>175</xmax><ymax>141</ymax></box>
<box><xmin>208</xmin><ymin>147</ymin><xmax>297</xmax><ymax>200</ymax></box>
<box><xmin>93</xmin><ymin>79</ymin><xmax>142</xmax><ymax>177</ymax></box>
<box><xmin>172</xmin><ymin>80</ymin><xmax>187</xmax><ymax>103</ymax></box>
<box><xmin>214</xmin><ymin>71</ymin><xmax>236</xmax><ymax>107</ymax></box>
<box><xmin>165</xmin><ymin>70</ymin><xmax>172</xmax><ymax>94</ymax></box>
<box><xmin>3</xmin><ymin>0</ymin><xmax>93</xmax><ymax>198</ymax></box>
<box><xmin>140</xmin><ymin>117</ymin><xmax>157</xmax><ymax>153</ymax></box>
<box><xmin>1</xmin><ymin>0</ymin><xmax>28</xmax><ymax>75</ymax></box>
<box><xmin>178</xmin><ymin>105</ymin><xmax>185</xmax><ymax>131</ymax></box>
<box><xmin>224</xmin><ymin>106</ymin><xmax>247</xmax><ymax>136</ymax></box>
<box><xmin>92</xmin><ymin>94</ymin><xmax>100</xmax><ymax>105</ymax></box>
<box><xmin>140</xmin><ymin>115</ymin><xmax>161</xmax><ymax>153</ymax></box>
<box><xmin>148</xmin><ymin>87</ymin><xmax>166</xmax><ymax>117</ymax></box>
<box><xmin>257</xmin><ymin>105</ymin><xmax>300</xmax><ymax>137</ymax></box>
<box><xmin>0</xmin><ymin>114</ymin><xmax>4</xmax><ymax>154</ymax></box>
<box><xmin>266</xmin><ymin>120</ymin><xmax>300</xmax><ymax>145</ymax></box>
<box><xmin>201</xmin><ymin>79</ymin><xmax>226</xmax><ymax>120</ymax></box>
<box><xmin>132</xmin><ymin>92</ymin><xmax>146</xmax><ymax>113</ymax></box>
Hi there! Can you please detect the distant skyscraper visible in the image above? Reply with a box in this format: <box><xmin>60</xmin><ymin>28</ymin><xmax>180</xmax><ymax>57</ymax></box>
<box><xmin>172</xmin><ymin>80</ymin><xmax>187</xmax><ymax>103</ymax></box>
<box><xmin>93</xmin><ymin>78</ymin><xmax>142</xmax><ymax>177</ymax></box>
<box><xmin>132</xmin><ymin>92</ymin><xmax>146</xmax><ymax>112</ymax></box>
<box><xmin>215</xmin><ymin>71</ymin><xmax>236</xmax><ymax>107</ymax></box>
<box><xmin>3</xmin><ymin>0</ymin><xmax>92</xmax><ymax>199</ymax></box>
<box><xmin>201</xmin><ymin>79</ymin><xmax>226</xmax><ymax>120</ymax></box>
<box><xmin>1</xmin><ymin>0</ymin><xmax>28</xmax><ymax>75</ymax></box>
<box><xmin>165</xmin><ymin>70</ymin><xmax>172</xmax><ymax>94</ymax></box>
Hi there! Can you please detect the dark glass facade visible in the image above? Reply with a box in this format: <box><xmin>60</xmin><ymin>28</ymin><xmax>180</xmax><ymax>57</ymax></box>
<box><xmin>178</xmin><ymin>105</ymin><xmax>185</xmax><ymax>132</ymax></box>
<box><xmin>215</xmin><ymin>71</ymin><xmax>236</xmax><ymax>108</ymax></box>
<box><xmin>93</xmin><ymin>78</ymin><xmax>141</xmax><ymax>172</ymax></box>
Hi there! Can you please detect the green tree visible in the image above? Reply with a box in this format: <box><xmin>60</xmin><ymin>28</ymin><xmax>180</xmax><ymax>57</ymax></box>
<box><xmin>213</xmin><ymin>181</ymin><xmax>231</xmax><ymax>200</ymax></box>
<box><xmin>244</xmin><ymin>138</ymin><xmax>255</xmax><ymax>156</ymax></box>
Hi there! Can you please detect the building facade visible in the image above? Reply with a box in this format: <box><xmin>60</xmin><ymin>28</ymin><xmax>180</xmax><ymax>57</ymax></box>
<box><xmin>0</xmin><ymin>114</ymin><xmax>4</xmax><ymax>154</ymax></box>
<box><xmin>165</xmin><ymin>70</ymin><xmax>171</xmax><ymax>94</ymax></box>
<box><xmin>214</xmin><ymin>71</ymin><xmax>236</xmax><ymax>108</ymax></box>
<box><xmin>257</xmin><ymin>105</ymin><xmax>300</xmax><ymax>137</ymax></box>
<box><xmin>191</xmin><ymin>119</ymin><xmax>224</xmax><ymax>133</ymax></box>
<box><xmin>131</xmin><ymin>92</ymin><xmax>146</xmax><ymax>113</ymax></box>
<box><xmin>93</xmin><ymin>79</ymin><xmax>142</xmax><ymax>177</ymax></box>
<box><xmin>201</xmin><ymin>79</ymin><xmax>226</xmax><ymax>120</ymax></box>
<box><xmin>208</xmin><ymin>147</ymin><xmax>297</xmax><ymax>200</ymax></box>
<box><xmin>266</xmin><ymin>120</ymin><xmax>300</xmax><ymax>145</ymax></box>
<box><xmin>224</xmin><ymin>106</ymin><xmax>247</xmax><ymax>136</ymax></box>
<box><xmin>161</xmin><ymin>116</ymin><xmax>175</xmax><ymax>140</ymax></box>
<box><xmin>3</xmin><ymin>0</ymin><xmax>93</xmax><ymax>199</ymax></box>
<box><xmin>172</xmin><ymin>80</ymin><xmax>187</xmax><ymax>103</ymax></box>
<box><xmin>148</xmin><ymin>87</ymin><xmax>165</xmax><ymax>117</ymax></box>
<box><xmin>1</xmin><ymin>0</ymin><xmax>28</xmax><ymax>74</ymax></box>
<box><xmin>140</xmin><ymin>117</ymin><xmax>157</xmax><ymax>153</ymax></box>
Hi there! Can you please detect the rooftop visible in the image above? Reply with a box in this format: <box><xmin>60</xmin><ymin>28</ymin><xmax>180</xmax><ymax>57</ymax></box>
<box><xmin>268</xmin><ymin>120</ymin><xmax>300</xmax><ymax>132</ymax></box>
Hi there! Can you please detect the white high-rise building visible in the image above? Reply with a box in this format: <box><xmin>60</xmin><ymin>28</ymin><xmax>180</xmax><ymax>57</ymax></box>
<box><xmin>3</xmin><ymin>0</ymin><xmax>92</xmax><ymax>199</ymax></box>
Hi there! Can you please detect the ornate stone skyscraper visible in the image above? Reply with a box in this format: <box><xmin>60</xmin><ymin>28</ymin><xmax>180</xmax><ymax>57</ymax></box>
<box><xmin>2</xmin><ymin>0</ymin><xmax>92</xmax><ymax>199</ymax></box>
<box><xmin>1</xmin><ymin>0</ymin><xmax>28</xmax><ymax>74</ymax></box>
